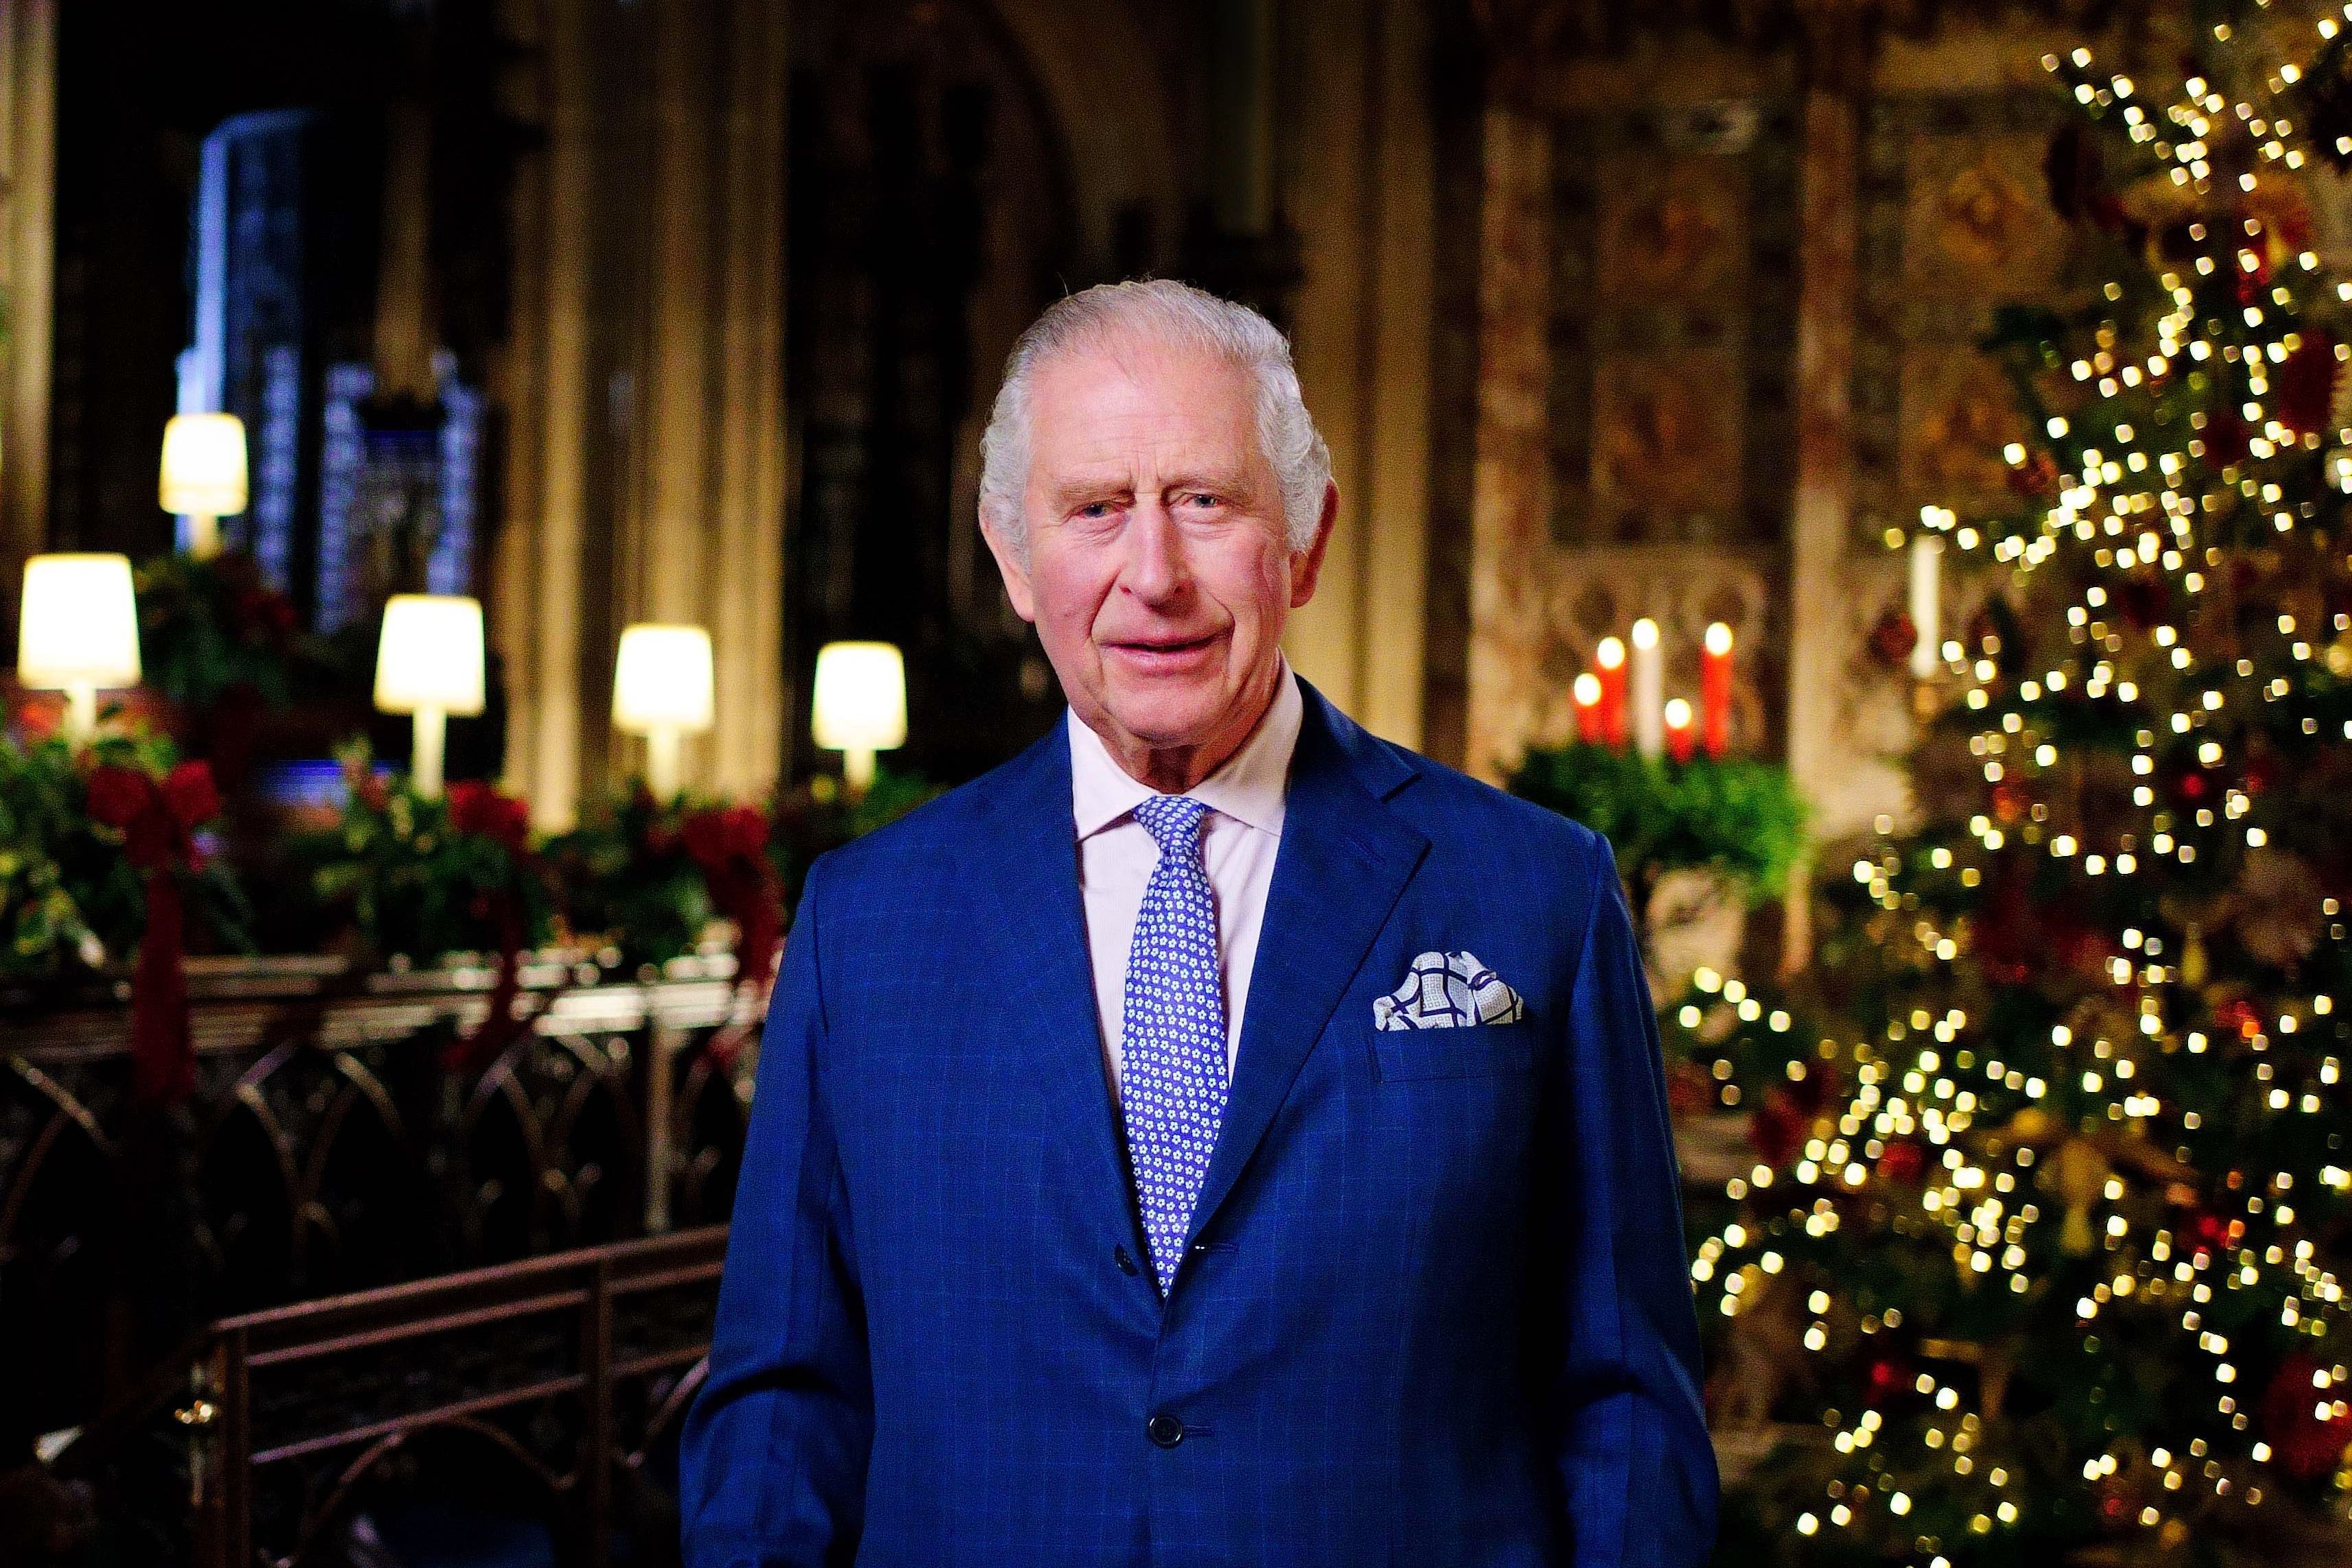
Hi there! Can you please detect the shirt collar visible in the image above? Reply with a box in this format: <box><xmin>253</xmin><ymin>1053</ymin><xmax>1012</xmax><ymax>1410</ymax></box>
<box><xmin>1068</xmin><ymin>660</ymin><xmax>1303</xmax><ymax>842</ymax></box>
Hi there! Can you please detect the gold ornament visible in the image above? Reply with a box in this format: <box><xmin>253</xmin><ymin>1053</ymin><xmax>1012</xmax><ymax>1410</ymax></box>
<box><xmin>2049</xmin><ymin>1137</ymin><xmax>2113</xmax><ymax>1257</ymax></box>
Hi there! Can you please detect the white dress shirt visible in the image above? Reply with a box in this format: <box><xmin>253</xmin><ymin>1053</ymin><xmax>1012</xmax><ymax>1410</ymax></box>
<box><xmin>1069</xmin><ymin>663</ymin><xmax>1304</xmax><ymax>1104</ymax></box>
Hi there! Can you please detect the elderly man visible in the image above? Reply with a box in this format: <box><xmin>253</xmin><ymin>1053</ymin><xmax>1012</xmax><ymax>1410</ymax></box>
<box><xmin>680</xmin><ymin>281</ymin><xmax>1715</xmax><ymax>1566</ymax></box>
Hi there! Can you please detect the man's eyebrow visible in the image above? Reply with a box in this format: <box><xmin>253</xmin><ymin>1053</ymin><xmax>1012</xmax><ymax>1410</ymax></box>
<box><xmin>1045</xmin><ymin>471</ymin><xmax>1132</xmax><ymax>505</ymax></box>
<box><xmin>1162</xmin><ymin>467</ymin><xmax>1250</xmax><ymax>492</ymax></box>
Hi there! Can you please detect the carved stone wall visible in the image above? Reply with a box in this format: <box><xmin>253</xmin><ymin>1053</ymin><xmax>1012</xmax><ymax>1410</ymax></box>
<box><xmin>1454</xmin><ymin>10</ymin><xmax>2202</xmax><ymax>863</ymax></box>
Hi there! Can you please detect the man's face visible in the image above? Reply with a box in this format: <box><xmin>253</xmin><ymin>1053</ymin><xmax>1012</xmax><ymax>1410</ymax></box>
<box><xmin>983</xmin><ymin>335</ymin><xmax>1334</xmax><ymax>782</ymax></box>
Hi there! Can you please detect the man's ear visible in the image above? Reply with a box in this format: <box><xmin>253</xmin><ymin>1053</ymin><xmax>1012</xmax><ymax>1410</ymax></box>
<box><xmin>1287</xmin><ymin>482</ymin><xmax>1341</xmax><ymax>608</ymax></box>
<box><xmin>979</xmin><ymin>514</ymin><xmax>1038</xmax><ymax>623</ymax></box>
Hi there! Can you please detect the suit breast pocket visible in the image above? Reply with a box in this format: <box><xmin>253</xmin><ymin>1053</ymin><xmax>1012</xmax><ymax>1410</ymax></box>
<box><xmin>1371</xmin><ymin>1020</ymin><xmax>1540</xmax><ymax>1082</ymax></box>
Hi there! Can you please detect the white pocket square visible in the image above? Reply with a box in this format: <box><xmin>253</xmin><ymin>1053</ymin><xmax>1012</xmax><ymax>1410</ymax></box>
<box><xmin>1373</xmin><ymin>949</ymin><xmax>1525</xmax><ymax>1030</ymax></box>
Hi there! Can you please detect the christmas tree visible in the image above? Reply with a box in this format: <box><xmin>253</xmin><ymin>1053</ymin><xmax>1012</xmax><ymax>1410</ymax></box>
<box><xmin>1691</xmin><ymin>8</ymin><xmax>2352</xmax><ymax>1563</ymax></box>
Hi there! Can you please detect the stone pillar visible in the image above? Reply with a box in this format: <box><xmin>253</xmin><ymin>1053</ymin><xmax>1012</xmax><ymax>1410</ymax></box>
<box><xmin>631</xmin><ymin>0</ymin><xmax>717</xmax><ymax>636</ymax></box>
<box><xmin>604</xmin><ymin>0</ymin><xmax>790</xmax><ymax>802</ymax></box>
<box><xmin>1285</xmin><ymin>0</ymin><xmax>1436</xmax><ymax>749</ymax></box>
<box><xmin>1463</xmin><ymin>102</ymin><xmax>1551</xmax><ymax>782</ymax></box>
<box><xmin>0</xmin><ymin>0</ymin><xmax>55</xmax><ymax>590</ymax></box>
<box><xmin>1185</xmin><ymin>0</ymin><xmax>1300</xmax><ymax>328</ymax></box>
<box><xmin>1781</xmin><ymin>12</ymin><xmax>1873</xmax><ymax>969</ymax></box>
<box><xmin>497</xmin><ymin>0</ymin><xmax>595</xmax><ymax>829</ymax></box>
<box><xmin>707</xmin><ymin>0</ymin><xmax>789</xmax><ymax>798</ymax></box>
<box><xmin>501</xmin><ymin>0</ymin><xmax>789</xmax><ymax>821</ymax></box>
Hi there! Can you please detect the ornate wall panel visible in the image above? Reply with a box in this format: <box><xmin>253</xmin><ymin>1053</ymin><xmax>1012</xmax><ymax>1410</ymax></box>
<box><xmin>1550</xmin><ymin>98</ymin><xmax>1799</xmax><ymax>550</ymax></box>
<box><xmin>1462</xmin><ymin>93</ymin><xmax>1792</xmax><ymax>779</ymax></box>
<box><xmin>1854</xmin><ymin>89</ymin><xmax>2071</xmax><ymax>543</ymax></box>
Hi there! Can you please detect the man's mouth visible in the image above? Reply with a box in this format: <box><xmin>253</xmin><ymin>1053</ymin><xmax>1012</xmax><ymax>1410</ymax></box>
<box><xmin>1106</xmin><ymin>632</ymin><xmax>1221</xmax><ymax>665</ymax></box>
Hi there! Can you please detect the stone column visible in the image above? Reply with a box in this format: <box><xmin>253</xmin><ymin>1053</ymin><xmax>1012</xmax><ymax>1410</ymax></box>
<box><xmin>497</xmin><ymin>0</ymin><xmax>595</xmax><ymax>829</ymax></box>
<box><xmin>616</xmin><ymin>0</ymin><xmax>789</xmax><ymax>802</ymax></box>
<box><xmin>1211</xmin><ymin>0</ymin><xmax>1279</xmax><ymax>237</ymax></box>
<box><xmin>632</xmin><ymin>0</ymin><xmax>717</xmax><ymax>635</ymax></box>
<box><xmin>1285</xmin><ymin>0</ymin><xmax>1436</xmax><ymax>749</ymax></box>
<box><xmin>707</xmin><ymin>0</ymin><xmax>789</xmax><ymax>799</ymax></box>
<box><xmin>1463</xmin><ymin>102</ymin><xmax>1552</xmax><ymax>783</ymax></box>
<box><xmin>1781</xmin><ymin>10</ymin><xmax>1874</xmax><ymax>969</ymax></box>
<box><xmin>0</xmin><ymin>0</ymin><xmax>55</xmax><ymax>591</ymax></box>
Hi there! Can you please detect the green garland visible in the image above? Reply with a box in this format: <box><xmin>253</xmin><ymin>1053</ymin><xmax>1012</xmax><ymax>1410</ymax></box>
<box><xmin>285</xmin><ymin>738</ymin><xmax>551</xmax><ymax>966</ymax></box>
<box><xmin>1509</xmin><ymin>742</ymin><xmax>1807</xmax><ymax>916</ymax></box>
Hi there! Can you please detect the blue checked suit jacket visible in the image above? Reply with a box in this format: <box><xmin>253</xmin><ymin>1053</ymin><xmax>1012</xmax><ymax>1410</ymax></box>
<box><xmin>679</xmin><ymin>682</ymin><xmax>1717</xmax><ymax>1567</ymax></box>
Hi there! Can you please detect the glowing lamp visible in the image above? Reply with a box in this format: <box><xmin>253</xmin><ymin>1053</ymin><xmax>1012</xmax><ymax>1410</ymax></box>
<box><xmin>159</xmin><ymin>413</ymin><xmax>249</xmax><ymax>560</ymax></box>
<box><xmin>811</xmin><ymin>641</ymin><xmax>906</xmax><ymax>793</ymax></box>
<box><xmin>373</xmin><ymin>594</ymin><xmax>485</xmax><ymax>798</ymax></box>
<box><xmin>613</xmin><ymin>623</ymin><xmax>715</xmax><ymax>800</ymax></box>
<box><xmin>18</xmin><ymin>554</ymin><xmax>141</xmax><ymax>745</ymax></box>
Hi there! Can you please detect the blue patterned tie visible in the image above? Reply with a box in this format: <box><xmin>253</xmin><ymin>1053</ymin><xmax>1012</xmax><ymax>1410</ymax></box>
<box><xmin>1121</xmin><ymin>795</ymin><xmax>1230</xmax><ymax>1293</ymax></box>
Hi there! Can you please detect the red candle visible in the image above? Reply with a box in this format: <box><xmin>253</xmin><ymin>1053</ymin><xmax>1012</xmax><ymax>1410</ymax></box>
<box><xmin>1665</xmin><ymin>698</ymin><xmax>1696</xmax><ymax>763</ymax></box>
<box><xmin>1701</xmin><ymin>622</ymin><xmax>1733</xmax><ymax>757</ymax></box>
<box><xmin>1595</xmin><ymin>637</ymin><xmax>1628</xmax><ymax>748</ymax></box>
<box><xmin>1573</xmin><ymin>672</ymin><xmax>1604</xmax><ymax>744</ymax></box>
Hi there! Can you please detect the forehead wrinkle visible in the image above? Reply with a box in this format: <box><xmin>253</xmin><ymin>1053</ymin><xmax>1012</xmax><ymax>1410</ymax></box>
<box><xmin>1024</xmin><ymin>339</ymin><xmax>1271</xmax><ymax>506</ymax></box>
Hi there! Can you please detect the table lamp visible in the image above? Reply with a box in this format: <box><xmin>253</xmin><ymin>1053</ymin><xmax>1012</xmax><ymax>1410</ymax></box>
<box><xmin>811</xmin><ymin>641</ymin><xmax>905</xmax><ymax>794</ymax></box>
<box><xmin>18</xmin><ymin>554</ymin><xmax>141</xmax><ymax>746</ymax></box>
<box><xmin>160</xmin><ymin>412</ymin><xmax>249</xmax><ymax>560</ymax></box>
<box><xmin>373</xmin><ymin>594</ymin><xmax>484</xmax><ymax>798</ymax></box>
<box><xmin>613</xmin><ymin>623</ymin><xmax>714</xmax><ymax>800</ymax></box>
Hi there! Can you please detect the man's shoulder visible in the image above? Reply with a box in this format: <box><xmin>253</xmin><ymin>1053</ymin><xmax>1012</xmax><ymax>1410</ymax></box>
<box><xmin>804</xmin><ymin>730</ymin><xmax>1056</xmax><ymax>899</ymax></box>
<box><xmin>1359</xmin><ymin>730</ymin><xmax>1609</xmax><ymax>881</ymax></box>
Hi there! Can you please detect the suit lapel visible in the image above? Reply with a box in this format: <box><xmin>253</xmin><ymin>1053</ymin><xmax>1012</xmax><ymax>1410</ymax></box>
<box><xmin>1187</xmin><ymin>683</ymin><xmax>1428</xmax><ymax>1242</ymax></box>
<box><xmin>973</xmin><ymin>723</ymin><xmax>1143</xmax><ymax>1248</ymax></box>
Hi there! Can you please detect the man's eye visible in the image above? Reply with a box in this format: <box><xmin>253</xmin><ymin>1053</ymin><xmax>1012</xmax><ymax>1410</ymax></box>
<box><xmin>1076</xmin><ymin>501</ymin><xmax>1116</xmax><ymax>519</ymax></box>
<box><xmin>1181</xmin><ymin>492</ymin><xmax>1223</xmax><ymax>510</ymax></box>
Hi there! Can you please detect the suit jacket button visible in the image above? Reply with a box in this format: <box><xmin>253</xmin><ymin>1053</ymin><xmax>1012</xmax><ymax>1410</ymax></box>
<box><xmin>1115</xmin><ymin>1245</ymin><xmax>1139</xmax><ymax>1276</ymax></box>
<box><xmin>1147</xmin><ymin>1414</ymin><xmax>1185</xmax><ymax>1449</ymax></box>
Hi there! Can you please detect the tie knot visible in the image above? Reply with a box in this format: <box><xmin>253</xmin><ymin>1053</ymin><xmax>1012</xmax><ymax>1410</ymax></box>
<box><xmin>1132</xmin><ymin>794</ymin><xmax>1211</xmax><ymax>855</ymax></box>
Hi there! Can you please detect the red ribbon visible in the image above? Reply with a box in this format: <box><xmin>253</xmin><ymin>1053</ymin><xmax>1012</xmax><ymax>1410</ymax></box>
<box><xmin>130</xmin><ymin>868</ymin><xmax>191</xmax><ymax>1103</ymax></box>
<box><xmin>442</xmin><ymin>888</ymin><xmax>528</xmax><ymax>1076</ymax></box>
<box><xmin>441</xmin><ymin>781</ymin><xmax>539</xmax><ymax>1076</ymax></box>
<box><xmin>86</xmin><ymin>759</ymin><xmax>218</xmax><ymax>1106</ymax></box>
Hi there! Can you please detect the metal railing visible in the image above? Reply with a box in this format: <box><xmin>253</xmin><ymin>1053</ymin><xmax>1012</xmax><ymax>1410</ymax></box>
<box><xmin>57</xmin><ymin>1226</ymin><xmax>725</xmax><ymax>1568</ymax></box>
<box><xmin>1</xmin><ymin>954</ymin><xmax>762</xmax><ymax>1469</ymax></box>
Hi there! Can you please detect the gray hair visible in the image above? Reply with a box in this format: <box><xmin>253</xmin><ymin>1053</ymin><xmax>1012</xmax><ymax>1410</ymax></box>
<box><xmin>977</xmin><ymin>279</ymin><xmax>1331</xmax><ymax>555</ymax></box>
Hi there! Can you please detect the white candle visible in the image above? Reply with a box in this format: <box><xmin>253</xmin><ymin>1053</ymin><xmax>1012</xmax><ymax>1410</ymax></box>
<box><xmin>1909</xmin><ymin>534</ymin><xmax>1943</xmax><ymax>679</ymax></box>
<box><xmin>1630</xmin><ymin>617</ymin><xmax>1664</xmax><ymax>759</ymax></box>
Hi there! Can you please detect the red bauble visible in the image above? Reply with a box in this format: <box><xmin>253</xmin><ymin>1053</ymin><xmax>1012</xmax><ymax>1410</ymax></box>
<box><xmin>1748</xmin><ymin>1086</ymin><xmax>1809</xmax><ymax>1167</ymax></box>
<box><xmin>2277</xmin><ymin>330</ymin><xmax>2341</xmax><ymax>439</ymax></box>
<box><xmin>2006</xmin><ymin>449</ymin><xmax>2061</xmax><ymax>499</ymax></box>
<box><xmin>1789</xmin><ymin>1060</ymin><xmax>1842</xmax><ymax>1117</ymax></box>
<box><xmin>2261</xmin><ymin>1353</ymin><xmax>2352</xmax><ymax>1482</ymax></box>
<box><xmin>2204</xmin><ymin>403</ymin><xmax>2251</xmax><ymax>467</ymax></box>
<box><xmin>1870</xmin><ymin>608</ymin><xmax>1919</xmax><ymax>667</ymax></box>
<box><xmin>1878</xmin><ymin>1139</ymin><xmax>1929</xmax><ymax>1185</ymax></box>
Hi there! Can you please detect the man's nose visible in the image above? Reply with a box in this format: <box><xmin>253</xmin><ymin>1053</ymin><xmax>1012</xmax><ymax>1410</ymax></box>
<box><xmin>1119</xmin><ymin>501</ymin><xmax>1189</xmax><ymax>606</ymax></box>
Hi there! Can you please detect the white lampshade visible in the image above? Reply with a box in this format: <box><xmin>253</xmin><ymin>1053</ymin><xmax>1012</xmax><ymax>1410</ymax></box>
<box><xmin>374</xmin><ymin>594</ymin><xmax>485</xmax><ymax>715</ymax></box>
<box><xmin>811</xmin><ymin>641</ymin><xmax>906</xmax><ymax>753</ymax></box>
<box><xmin>613</xmin><ymin>623</ymin><xmax>715</xmax><ymax>734</ymax></box>
<box><xmin>159</xmin><ymin>412</ymin><xmax>249</xmax><ymax>517</ymax></box>
<box><xmin>19</xmin><ymin>554</ymin><xmax>142</xmax><ymax>689</ymax></box>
